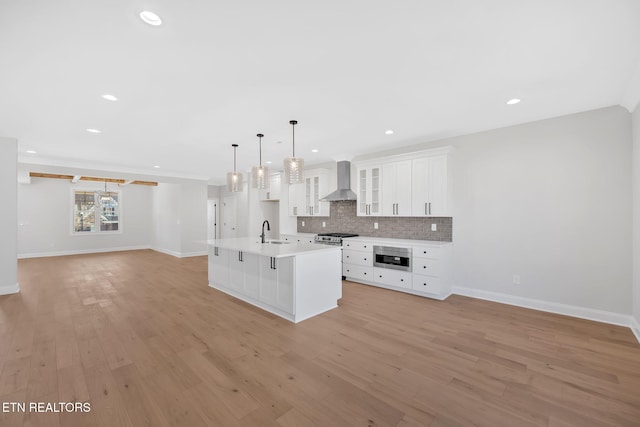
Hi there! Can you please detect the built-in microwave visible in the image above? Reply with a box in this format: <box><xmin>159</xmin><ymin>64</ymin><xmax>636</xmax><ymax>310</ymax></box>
<box><xmin>373</xmin><ymin>246</ymin><xmax>412</xmax><ymax>272</ymax></box>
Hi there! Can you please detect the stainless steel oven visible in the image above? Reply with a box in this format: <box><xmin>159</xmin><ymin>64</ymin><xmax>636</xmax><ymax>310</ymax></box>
<box><xmin>373</xmin><ymin>246</ymin><xmax>412</xmax><ymax>272</ymax></box>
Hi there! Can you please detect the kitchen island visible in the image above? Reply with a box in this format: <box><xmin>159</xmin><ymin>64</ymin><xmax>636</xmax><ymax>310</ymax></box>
<box><xmin>208</xmin><ymin>237</ymin><xmax>342</xmax><ymax>323</ymax></box>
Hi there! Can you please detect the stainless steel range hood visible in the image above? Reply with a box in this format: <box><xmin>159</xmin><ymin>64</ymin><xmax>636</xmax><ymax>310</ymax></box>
<box><xmin>320</xmin><ymin>161</ymin><xmax>358</xmax><ymax>201</ymax></box>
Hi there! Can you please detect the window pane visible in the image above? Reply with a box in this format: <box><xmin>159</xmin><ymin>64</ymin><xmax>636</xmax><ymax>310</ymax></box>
<box><xmin>100</xmin><ymin>192</ymin><xmax>119</xmax><ymax>231</ymax></box>
<box><xmin>74</xmin><ymin>191</ymin><xmax>95</xmax><ymax>232</ymax></box>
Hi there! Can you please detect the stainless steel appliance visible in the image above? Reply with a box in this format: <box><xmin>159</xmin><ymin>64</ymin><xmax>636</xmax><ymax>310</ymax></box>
<box><xmin>373</xmin><ymin>245</ymin><xmax>412</xmax><ymax>271</ymax></box>
<box><xmin>314</xmin><ymin>232</ymin><xmax>359</xmax><ymax>246</ymax></box>
<box><xmin>320</xmin><ymin>161</ymin><xmax>358</xmax><ymax>201</ymax></box>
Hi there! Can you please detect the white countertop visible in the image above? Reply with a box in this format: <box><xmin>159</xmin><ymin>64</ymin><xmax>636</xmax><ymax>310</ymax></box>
<box><xmin>208</xmin><ymin>237</ymin><xmax>341</xmax><ymax>258</ymax></box>
<box><xmin>343</xmin><ymin>236</ymin><xmax>452</xmax><ymax>246</ymax></box>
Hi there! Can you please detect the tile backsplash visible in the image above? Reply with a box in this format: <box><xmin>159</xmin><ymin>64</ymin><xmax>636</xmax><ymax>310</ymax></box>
<box><xmin>297</xmin><ymin>200</ymin><xmax>452</xmax><ymax>241</ymax></box>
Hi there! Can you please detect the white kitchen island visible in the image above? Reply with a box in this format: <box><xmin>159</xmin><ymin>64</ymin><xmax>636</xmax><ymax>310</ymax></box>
<box><xmin>208</xmin><ymin>237</ymin><xmax>342</xmax><ymax>323</ymax></box>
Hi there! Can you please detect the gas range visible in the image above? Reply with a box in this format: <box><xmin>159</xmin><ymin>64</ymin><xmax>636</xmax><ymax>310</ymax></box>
<box><xmin>314</xmin><ymin>233</ymin><xmax>359</xmax><ymax>246</ymax></box>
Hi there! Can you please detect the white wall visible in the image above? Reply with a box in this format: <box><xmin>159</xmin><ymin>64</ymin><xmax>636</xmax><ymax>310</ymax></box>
<box><xmin>452</xmin><ymin>107</ymin><xmax>631</xmax><ymax>316</ymax></box>
<box><xmin>0</xmin><ymin>138</ymin><xmax>18</xmax><ymax>294</ymax></box>
<box><xmin>152</xmin><ymin>183</ymin><xmax>182</xmax><ymax>256</ymax></box>
<box><xmin>152</xmin><ymin>181</ymin><xmax>207</xmax><ymax>256</ymax></box>
<box><xmin>632</xmin><ymin>105</ymin><xmax>640</xmax><ymax>335</ymax></box>
<box><xmin>179</xmin><ymin>182</ymin><xmax>208</xmax><ymax>255</ymax></box>
<box><xmin>18</xmin><ymin>177</ymin><xmax>153</xmax><ymax>257</ymax></box>
<box><xmin>355</xmin><ymin>106</ymin><xmax>633</xmax><ymax>318</ymax></box>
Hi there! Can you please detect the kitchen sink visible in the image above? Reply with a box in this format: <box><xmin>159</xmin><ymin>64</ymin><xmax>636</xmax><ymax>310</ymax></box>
<box><xmin>257</xmin><ymin>240</ymin><xmax>291</xmax><ymax>245</ymax></box>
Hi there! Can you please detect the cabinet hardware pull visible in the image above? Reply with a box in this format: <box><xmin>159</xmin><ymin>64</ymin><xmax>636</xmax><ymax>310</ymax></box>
<box><xmin>429</xmin><ymin>202</ymin><xmax>432</xmax><ymax>215</ymax></box>
<box><xmin>423</xmin><ymin>266</ymin><xmax>426</xmax><ymax>269</ymax></box>
<box><xmin>425</xmin><ymin>202</ymin><xmax>427</xmax><ymax>215</ymax></box>
<box><xmin>400</xmin><ymin>279</ymin><xmax>403</xmax><ymax>282</ymax></box>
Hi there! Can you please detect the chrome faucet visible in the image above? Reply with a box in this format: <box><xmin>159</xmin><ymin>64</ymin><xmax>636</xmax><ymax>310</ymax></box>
<box><xmin>260</xmin><ymin>220</ymin><xmax>271</xmax><ymax>243</ymax></box>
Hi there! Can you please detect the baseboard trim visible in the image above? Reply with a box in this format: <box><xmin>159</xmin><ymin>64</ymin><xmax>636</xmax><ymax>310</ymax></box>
<box><xmin>0</xmin><ymin>282</ymin><xmax>20</xmax><ymax>296</ymax></box>
<box><xmin>452</xmin><ymin>286</ymin><xmax>632</xmax><ymax>328</ymax></box>
<box><xmin>18</xmin><ymin>245</ymin><xmax>151</xmax><ymax>259</ymax></box>
<box><xmin>631</xmin><ymin>317</ymin><xmax>640</xmax><ymax>344</ymax></box>
<box><xmin>151</xmin><ymin>247</ymin><xmax>207</xmax><ymax>258</ymax></box>
<box><xmin>179</xmin><ymin>251</ymin><xmax>208</xmax><ymax>258</ymax></box>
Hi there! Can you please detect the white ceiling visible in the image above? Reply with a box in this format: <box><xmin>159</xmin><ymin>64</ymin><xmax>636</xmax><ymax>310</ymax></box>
<box><xmin>2</xmin><ymin>0</ymin><xmax>640</xmax><ymax>184</ymax></box>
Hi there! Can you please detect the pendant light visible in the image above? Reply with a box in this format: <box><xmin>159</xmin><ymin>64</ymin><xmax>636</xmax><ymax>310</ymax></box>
<box><xmin>251</xmin><ymin>133</ymin><xmax>269</xmax><ymax>189</ymax></box>
<box><xmin>283</xmin><ymin>120</ymin><xmax>304</xmax><ymax>184</ymax></box>
<box><xmin>96</xmin><ymin>178</ymin><xmax>113</xmax><ymax>207</ymax></box>
<box><xmin>227</xmin><ymin>144</ymin><xmax>243</xmax><ymax>192</ymax></box>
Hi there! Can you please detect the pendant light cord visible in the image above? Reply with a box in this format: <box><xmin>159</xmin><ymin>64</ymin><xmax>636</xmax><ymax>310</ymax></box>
<box><xmin>290</xmin><ymin>120</ymin><xmax>297</xmax><ymax>158</ymax></box>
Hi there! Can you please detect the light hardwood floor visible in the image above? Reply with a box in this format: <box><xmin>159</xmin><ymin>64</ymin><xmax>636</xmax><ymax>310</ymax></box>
<box><xmin>1</xmin><ymin>250</ymin><xmax>639</xmax><ymax>426</ymax></box>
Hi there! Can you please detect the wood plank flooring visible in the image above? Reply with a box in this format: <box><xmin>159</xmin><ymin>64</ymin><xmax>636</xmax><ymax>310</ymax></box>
<box><xmin>1</xmin><ymin>249</ymin><xmax>639</xmax><ymax>426</ymax></box>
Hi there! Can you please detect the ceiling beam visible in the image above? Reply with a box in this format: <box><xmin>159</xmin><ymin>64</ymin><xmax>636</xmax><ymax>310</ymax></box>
<box><xmin>29</xmin><ymin>172</ymin><xmax>157</xmax><ymax>186</ymax></box>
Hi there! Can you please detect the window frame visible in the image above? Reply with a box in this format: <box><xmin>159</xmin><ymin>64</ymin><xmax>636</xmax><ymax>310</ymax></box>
<box><xmin>71</xmin><ymin>187</ymin><xmax>123</xmax><ymax>235</ymax></box>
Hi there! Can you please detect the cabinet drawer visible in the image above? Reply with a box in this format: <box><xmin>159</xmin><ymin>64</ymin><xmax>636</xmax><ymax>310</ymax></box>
<box><xmin>343</xmin><ymin>240</ymin><xmax>373</xmax><ymax>252</ymax></box>
<box><xmin>343</xmin><ymin>264</ymin><xmax>373</xmax><ymax>282</ymax></box>
<box><xmin>373</xmin><ymin>267</ymin><xmax>412</xmax><ymax>289</ymax></box>
<box><xmin>412</xmin><ymin>258</ymin><xmax>440</xmax><ymax>277</ymax></box>
<box><xmin>412</xmin><ymin>276</ymin><xmax>442</xmax><ymax>294</ymax></box>
<box><xmin>412</xmin><ymin>246</ymin><xmax>441</xmax><ymax>259</ymax></box>
<box><xmin>343</xmin><ymin>249</ymin><xmax>373</xmax><ymax>267</ymax></box>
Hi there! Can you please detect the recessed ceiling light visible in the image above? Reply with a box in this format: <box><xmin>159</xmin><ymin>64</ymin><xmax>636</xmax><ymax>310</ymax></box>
<box><xmin>385</xmin><ymin>129</ymin><xmax>394</xmax><ymax>135</ymax></box>
<box><xmin>26</xmin><ymin>150</ymin><xmax>37</xmax><ymax>154</ymax></box>
<box><xmin>140</xmin><ymin>11</ymin><xmax>162</xmax><ymax>26</ymax></box>
<box><xmin>101</xmin><ymin>94</ymin><xmax>118</xmax><ymax>101</ymax></box>
<box><xmin>311</xmin><ymin>149</ymin><xmax>319</xmax><ymax>153</ymax></box>
<box><xmin>264</xmin><ymin>161</ymin><xmax>272</xmax><ymax>164</ymax></box>
<box><xmin>506</xmin><ymin>98</ymin><xmax>521</xmax><ymax>105</ymax></box>
<box><xmin>86</xmin><ymin>128</ymin><xmax>102</xmax><ymax>134</ymax></box>
<box><xmin>153</xmin><ymin>165</ymin><xmax>160</xmax><ymax>168</ymax></box>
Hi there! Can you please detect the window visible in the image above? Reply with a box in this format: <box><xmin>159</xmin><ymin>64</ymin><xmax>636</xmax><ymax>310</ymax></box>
<box><xmin>73</xmin><ymin>190</ymin><xmax>120</xmax><ymax>233</ymax></box>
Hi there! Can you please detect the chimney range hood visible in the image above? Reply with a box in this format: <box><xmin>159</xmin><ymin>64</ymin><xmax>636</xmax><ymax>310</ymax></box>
<box><xmin>320</xmin><ymin>161</ymin><xmax>358</xmax><ymax>201</ymax></box>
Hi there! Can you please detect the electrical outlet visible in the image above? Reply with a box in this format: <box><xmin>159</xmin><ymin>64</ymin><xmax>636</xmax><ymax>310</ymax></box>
<box><xmin>374</xmin><ymin>222</ymin><xmax>378</xmax><ymax>229</ymax></box>
<box><xmin>431</xmin><ymin>224</ymin><xmax>437</xmax><ymax>231</ymax></box>
<box><xmin>322</xmin><ymin>221</ymin><xmax>326</xmax><ymax>228</ymax></box>
<box><xmin>513</xmin><ymin>274</ymin><xmax>521</xmax><ymax>285</ymax></box>
<box><xmin>302</xmin><ymin>221</ymin><xmax>305</xmax><ymax>227</ymax></box>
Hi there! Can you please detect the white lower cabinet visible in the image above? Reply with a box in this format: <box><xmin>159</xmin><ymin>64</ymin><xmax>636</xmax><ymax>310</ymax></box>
<box><xmin>229</xmin><ymin>251</ymin><xmax>245</xmax><ymax>292</ymax></box>
<box><xmin>342</xmin><ymin>237</ymin><xmax>452</xmax><ymax>300</ymax></box>
<box><xmin>242</xmin><ymin>253</ymin><xmax>260</xmax><ymax>299</ymax></box>
<box><xmin>228</xmin><ymin>251</ymin><xmax>260</xmax><ymax>297</ymax></box>
<box><xmin>280</xmin><ymin>234</ymin><xmax>315</xmax><ymax>244</ymax></box>
<box><xmin>412</xmin><ymin>275</ymin><xmax>441</xmax><ymax>294</ymax></box>
<box><xmin>342</xmin><ymin>249</ymin><xmax>372</xmax><ymax>267</ymax></box>
<box><xmin>210</xmin><ymin>247</ymin><xmax>229</xmax><ymax>288</ymax></box>
<box><xmin>259</xmin><ymin>256</ymin><xmax>294</xmax><ymax>313</ymax></box>
<box><xmin>373</xmin><ymin>267</ymin><xmax>412</xmax><ymax>289</ymax></box>
<box><xmin>342</xmin><ymin>264</ymin><xmax>373</xmax><ymax>282</ymax></box>
<box><xmin>208</xmin><ymin>242</ymin><xmax>341</xmax><ymax>323</ymax></box>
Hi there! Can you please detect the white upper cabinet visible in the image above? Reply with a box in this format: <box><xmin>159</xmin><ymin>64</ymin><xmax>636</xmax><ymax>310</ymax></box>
<box><xmin>260</xmin><ymin>173</ymin><xmax>281</xmax><ymax>201</ymax></box>
<box><xmin>288</xmin><ymin>181</ymin><xmax>305</xmax><ymax>216</ymax></box>
<box><xmin>356</xmin><ymin>165</ymin><xmax>382</xmax><ymax>216</ymax></box>
<box><xmin>304</xmin><ymin>170</ymin><xmax>330</xmax><ymax>216</ymax></box>
<box><xmin>381</xmin><ymin>160</ymin><xmax>412</xmax><ymax>216</ymax></box>
<box><xmin>411</xmin><ymin>155</ymin><xmax>448</xmax><ymax>216</ymax></box>
<box><xmin>356</xmin><ymin>146</ymin><xmax>452</xmax><ymax>218</ymax></box>
<box><xmin>288</xmin><ymin>169</ymin><xmax>330</xmax><ymax>217</ymax></box>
